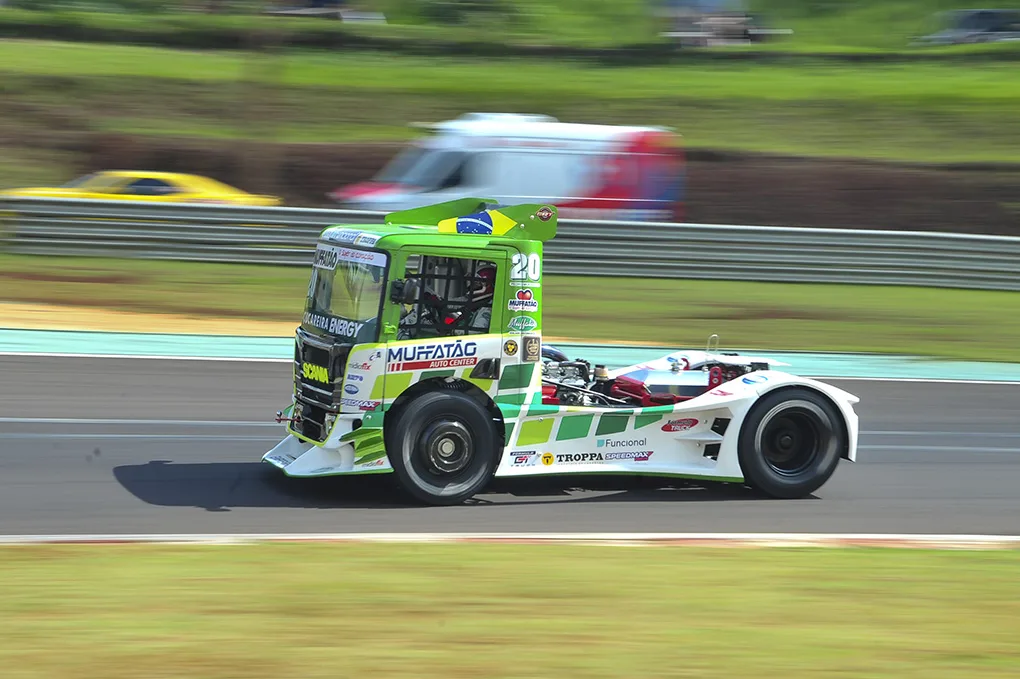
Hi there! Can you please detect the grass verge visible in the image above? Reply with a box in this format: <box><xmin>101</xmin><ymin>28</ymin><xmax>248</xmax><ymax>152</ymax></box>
<box><xmin>2</xmin><ymin>41</ymin><xmax>1020</xmax><ymax>164</ymax></box>
<box><xmin>0</xmin><ymin>543</ymin><xmax>1018</xmax><ymax>679</ymax></box>
<box><xmin>2</xmin><ymin>253</ymin><xmax>1019</xmax><ymax>360</ymax></box>
<box><xmin>4</xmin><ymin>1</ymin><xmax>1020</xmax><ymax>53</ymax></box>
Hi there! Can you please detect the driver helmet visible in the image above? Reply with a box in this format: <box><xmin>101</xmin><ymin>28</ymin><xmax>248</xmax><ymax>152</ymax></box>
<box><xmin>469</xmin><ymin>262</ymin><xmax>496</xmax><ymax>304</ymax></box>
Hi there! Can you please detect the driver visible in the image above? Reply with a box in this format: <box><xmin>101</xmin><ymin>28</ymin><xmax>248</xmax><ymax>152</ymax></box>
<box><xmin>398</xmin><ymin>259</ymin><xmax>495</xmax><ymax>339</ymax></box>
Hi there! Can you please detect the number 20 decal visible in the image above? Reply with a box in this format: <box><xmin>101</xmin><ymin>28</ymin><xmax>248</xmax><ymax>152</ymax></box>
<box><xmin>511</xmin><ymin>253</ymin><xmax>541</xmax><ymax>282</ymax></box>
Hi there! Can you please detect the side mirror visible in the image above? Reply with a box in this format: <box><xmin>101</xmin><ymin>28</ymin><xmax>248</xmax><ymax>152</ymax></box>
<box><xmin>390</xmin><ymin>278</ymin><xmax>420</xmax><ymax>305</ymax></box>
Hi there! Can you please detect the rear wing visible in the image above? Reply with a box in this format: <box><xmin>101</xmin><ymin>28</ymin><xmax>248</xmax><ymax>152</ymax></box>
<box><xmin>385</xmin><ymin>198</ymin><xmax>557</xmax><ymax>242</ymax></box>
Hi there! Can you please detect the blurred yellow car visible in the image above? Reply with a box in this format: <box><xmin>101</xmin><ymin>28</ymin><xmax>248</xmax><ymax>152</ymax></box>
<box><xmin>0</xmin><ymin>171</ymin><xmax>282</xmax><ymax>206</ymax></box>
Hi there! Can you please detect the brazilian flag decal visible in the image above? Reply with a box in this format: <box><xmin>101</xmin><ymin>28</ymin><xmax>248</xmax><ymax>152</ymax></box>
<box><xmin>438</xmin><ymin>209</ymin><xmax>518</xmax><ymax>236</ymax></box>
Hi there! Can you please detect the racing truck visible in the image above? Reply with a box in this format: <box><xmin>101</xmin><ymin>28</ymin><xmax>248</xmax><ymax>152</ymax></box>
<box><xmin>264</xmin><ymin>198</ymin><xmax>860</xmax><ymax>505</ymax></box>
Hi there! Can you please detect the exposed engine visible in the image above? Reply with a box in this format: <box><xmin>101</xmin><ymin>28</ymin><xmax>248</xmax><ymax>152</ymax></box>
<box><xmin>540</xmin><ymin>344</ymin><xmax>774</xmax><ymax>408</ymax></box>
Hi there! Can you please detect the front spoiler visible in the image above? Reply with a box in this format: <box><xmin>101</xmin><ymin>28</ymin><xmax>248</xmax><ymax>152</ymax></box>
<box><xmin>262</xmin><ymin>410</ymin><xmax>393</xmax><ymax>477</ymax></box>
<box><xmin>263</xmin><ymin>435</ymin><xmax>393</xmax><ymax>476</ymax></box>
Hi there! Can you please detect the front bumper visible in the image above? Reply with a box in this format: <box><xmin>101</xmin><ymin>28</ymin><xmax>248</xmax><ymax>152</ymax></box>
<box><xmin>262</xmin><ymin>411</ymin><xmax>392</xmax><ymax>477</ymax></box>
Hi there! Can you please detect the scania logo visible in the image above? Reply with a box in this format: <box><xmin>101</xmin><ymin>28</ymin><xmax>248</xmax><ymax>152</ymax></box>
<box><xmin>301</xmin><ymin>363</ymin><xmax>329</xmax><ymax>383</ymax></box>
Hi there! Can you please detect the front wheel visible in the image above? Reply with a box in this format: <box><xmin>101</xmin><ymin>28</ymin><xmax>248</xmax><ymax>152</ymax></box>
<box><xmin>737</xmin><ymin>388</ymin><xmax>847</xmax><ymax>498</ymax></box>
<box><xmin>385</xmin><ymin>390</ymin><xmax>500</xmax><ymax>505</ymax></box>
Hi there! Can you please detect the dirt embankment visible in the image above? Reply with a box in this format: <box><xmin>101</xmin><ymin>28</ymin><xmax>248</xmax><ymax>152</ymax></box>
<box><xmin>85</xmin><ymin>134</ymin><xmax>1020</xmax><ymax>235</ymax></box>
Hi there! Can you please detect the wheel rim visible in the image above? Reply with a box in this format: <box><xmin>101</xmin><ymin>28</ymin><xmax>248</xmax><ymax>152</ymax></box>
<box><xmin>417</xmin><ymin>419</ymin><xmax>473</xmax><ymax>476</ymax></box>
<box><xmin>754</xmin><ymin>401</ymin><xmax>833</xmax><ymax>477</ymax></box>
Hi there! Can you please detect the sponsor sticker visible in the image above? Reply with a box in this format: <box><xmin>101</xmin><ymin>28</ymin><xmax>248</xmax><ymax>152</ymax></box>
<box><xmin>708</xmin><ymin>388</ymin><xmax>733</xmax><ymax>397</ymax></box>
<box><xmin>301</xmin><ymin>362</ymin><xmax>329</xmax><ymax>383</ymax></box>
<box><xmin>354</xmin><ymin>233</ymin><xmax>380</xmax><ymax>247</ymax></box>
<box><xmin>344</xmin><ymin>384</ymin><xmax>359</xmax><ymax>395</ymax></box>
<box><xmin>536</xmin><ymin>206</ymin><xmax>554</xmax><ymax>222</ymax></box>
<box><xmin>508</xmin><ymin>316</ymin><xmax>538</xmax><ymax>334</ymax></box>
<box><xmin>313</xmin><ymin>243</ymin><xmax>387</xmax><ymax>270</ymax></box>
<box><xmin>541</xmin><ymin>452</ymin><xmax>555</xmax><ymax>466</ymax></box>
<box><xmin>503</xmin><ymin>339</ymin><xmax>519</xmax><ymax>357</ymax></box>
<box><xmin>340</xmin><ymin>398</ymin><xmax>380</xmax><ymax>411</ymax></box>
<box><xmin>597</xmin><ymin>437</ymin><xmax>647</xmax><ymax>449</ymax></box>
<box><xmin>349</xmin><ymin>362</ymin><xmax>373</xmax><ymax>372</ymax></box>
<box><xmin>603</xmin><ymin>451</ymin><xmax>654</xmax><ymax>462</ymax></box>
<box><xmin>303</xmin><ymin>312</ymin><xmax>365</xmax><ymax>338</ymax></box>
<box><xmin>509</xmin><ymin>451</ymin><xmax>537</xmax><ymax>467</ymax></box>
<box><xmin>347</xmin><ymin>374</ymin><xmax>364</xmax><ymax>382</ymax></box>
<box><xmin>387</xmin><ymin>341</ymin><xmax>478</xmax><ymax>372</ymax></box>
<box><xmin>742</xmin><ymin>374</ymin><xmax>768</xmax><ymax>385</ymax></box>
<box><xmin>507</xmin><ymin>289</ymin><xmax>538</xmax><ymax>312</ymax></box>
<box><xmin>266</xmin><ymin>454</ymin><xmax>295</xmax><ymax>467</ymax></box>
<box><xmin>555</xmin><ymin>453</ymin><xmax>604</xmax><ymax>464</ymax></box>
<box><xmin>523</xmin><ymin>336</ymin><xmax>541</xmax><ymax>363</ymax></box>
<box><xmin>356</xmin><ymin>457</ymin><xmax>387</xmax><ymax>469</ymax></box>
<box><xmin>662</xmin><ymin>418</ymin><xmax>698</xmax><ymax>432</ymax></box>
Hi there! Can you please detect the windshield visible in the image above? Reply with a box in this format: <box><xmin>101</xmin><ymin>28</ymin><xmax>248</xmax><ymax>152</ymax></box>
<box><xmin>303</xmin><ymin>243</ymin><xmax>388</xmax><ymax>343</ymax></box>
<box><xmin>62</xmin><ymin>173</ymin><xmax>126</xmax><ymax>192</ymax></box>
<box><xmin>376</xmin><ymin>147</ymin><xmax>466</xmax><ymax>191</ymax></box>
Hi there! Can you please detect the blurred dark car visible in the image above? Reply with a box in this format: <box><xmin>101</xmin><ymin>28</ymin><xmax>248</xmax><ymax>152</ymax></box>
<box><xmin>913</xmin><ymin>9</ymin><xmax>1020</xmax><ymax>45</ymax></box>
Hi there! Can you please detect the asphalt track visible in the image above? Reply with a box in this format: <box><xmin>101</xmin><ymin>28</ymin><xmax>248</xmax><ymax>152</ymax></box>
<box><xmin>2</xmin><ymin>356</ymin><xmax>1019</xmax><ymax>536</ymax></box>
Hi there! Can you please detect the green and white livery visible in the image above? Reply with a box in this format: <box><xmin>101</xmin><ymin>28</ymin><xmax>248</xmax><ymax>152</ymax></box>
<box><xmin>264</xmin><ymin>198</ymin><xmax>860</xmax><ymax>505</ymax></box>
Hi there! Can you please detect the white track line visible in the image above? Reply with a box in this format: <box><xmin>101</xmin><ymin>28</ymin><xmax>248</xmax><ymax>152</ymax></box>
<box><xmin>0</xmin><ymin>533</ymin><xmax>1018</xmax><ymax>548</ymax></box>
<box><xmin>0</xmin><ymin>417</ymin><xmax>279</xmax><ymax>426</ymax></box>
<box><xmin>0</xmin><ymin>434</ymin><xmax>278</xmax><ymax>441</ymax></box>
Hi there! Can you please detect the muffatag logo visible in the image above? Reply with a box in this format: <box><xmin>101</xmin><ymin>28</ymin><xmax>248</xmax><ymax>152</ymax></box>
<box><xmin>388</xmin><ymin>341</ymin><xmax>479</xmax><ymax>372</ymax></box>
<box><xmin>596</xmin><ymin>438</ymin><xmax>647</xmax><ymax>449</ymax></box>
<box><xmin>507</xmin><ymin>289</ymin><xmax>538</xmax><ymax>312</ymax></box>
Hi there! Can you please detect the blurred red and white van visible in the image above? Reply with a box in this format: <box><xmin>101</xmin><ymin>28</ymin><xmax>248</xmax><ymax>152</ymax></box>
<box><xmin>330</xmin><ymin>113</ymin><xmax>684</xmax><ymax>222</ymax></box>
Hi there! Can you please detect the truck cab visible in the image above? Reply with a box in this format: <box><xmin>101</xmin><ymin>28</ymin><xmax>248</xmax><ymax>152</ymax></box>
<box><xmin>268</xmin><ymin>199</ymin><xmax>551</xmax><ymax>491</ymax></box>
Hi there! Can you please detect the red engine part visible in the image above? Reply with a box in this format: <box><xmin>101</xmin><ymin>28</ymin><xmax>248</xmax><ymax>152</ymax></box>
<box><xmin>541</xmin><ymin>384</ymin><xmax>560</xmax><ymax>405</ymax></box>
<box><xmin>609</xmin><ymin>375</ymin><xmax>684</xmax><ymax>407</ymax></box>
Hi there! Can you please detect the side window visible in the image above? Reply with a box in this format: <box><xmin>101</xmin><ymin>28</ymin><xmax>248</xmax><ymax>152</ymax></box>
<box><xmin>121</xmin><ymin>178</ymin><xmax>178</xmax><ymax>196</ymax></box>
<box><xmin>397</xmin><ymin>256</ymin><xmax>497</xmax><ymax>340</ymax></box>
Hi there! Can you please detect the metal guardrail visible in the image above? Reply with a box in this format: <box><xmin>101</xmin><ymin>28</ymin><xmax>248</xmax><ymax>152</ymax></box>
<box><xmin>3</xmin><ymin>197</ymin><xmax>1020</xmax><ymax>291</ymax></box>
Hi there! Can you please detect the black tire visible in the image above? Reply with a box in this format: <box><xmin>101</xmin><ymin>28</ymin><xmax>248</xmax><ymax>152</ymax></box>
<box><xmin>385</xmin><ymin>390</ymin><xmax>500</xmax><ymax>506</ymax></box>
<box><xmin>737</xmin><ymin>387</ymin><xmax>847</xmax><ymax>499</ymax></box>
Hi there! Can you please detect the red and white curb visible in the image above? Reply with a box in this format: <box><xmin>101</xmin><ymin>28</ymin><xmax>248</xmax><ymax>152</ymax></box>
<box><xmin>1</xmin><ymin>533</ymin><xmax>1019</xmax><ymax>549</ymax></box>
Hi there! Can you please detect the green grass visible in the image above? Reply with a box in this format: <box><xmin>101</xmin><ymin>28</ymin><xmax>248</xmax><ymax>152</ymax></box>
<box><xmin>3</xmin><ymin>253</ymin><xmax>1020</xmax><ymax>360</ymax></box>
<box><xmin>5</xmin><ymin>1</ymin><xmax>1020</xmax><ymax>52</ymax></box>
<box><xmin>2</xmin><ymin>40</ymin><xmax>1020</xmax><ymax>164</ymax></box>
<box><xmin>0</xmin><ymin>543</ymin><xmax>1018</xmax><ymax>679</ymax></box>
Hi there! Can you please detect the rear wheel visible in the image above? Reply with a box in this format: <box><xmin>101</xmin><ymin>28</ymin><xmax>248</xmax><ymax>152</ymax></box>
<box><xmin>737</xmin><ymin>388</ymin><xmax>847</xmax><ymax>498</ymax></box>
<box><xmin>385</xmin><ymin>390</ymin><xmax>500</xmax><ymax>505</ymax></box>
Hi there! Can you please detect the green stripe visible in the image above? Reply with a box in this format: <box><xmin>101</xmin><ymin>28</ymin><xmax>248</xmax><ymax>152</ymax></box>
<box><xmin>595</xmin><ymin>414</ymin><xmax>630</xmax><ymax>436</ymax></box>
<box><xmin>503</xmin><ymin>421</ymin><xmax>517</xmax><ymax>445</ymax></box>
<box><xmin>498</xmin><ymin>404</ymin><xmax>522</xmax><ymax>419</ymax></box>
<box><xmin>498</xmin><ymin>363</ymin><xmax>535</xmax><ymax>391</ymax></box>
<box><xmin>517</xmin><ymin>418</ymin><xmax>554</xmax><ymax>446</ymax></box>
<box><xmin>634</xmin><ymin>413</ymin><xmax>666</xmax><ymax>430</ymax></box>
<box><xmin>556</xmin><ymin>414</ymin><xmax>594</xmax><ymax>441</ymax></box>
<box><xmin>381</xmin><ymin>372</ymin><xmax>413</xmax><ymax>399</ymax></box>
<box><xmin>525</xmin><ymin>404</ymin><xmax>561</xmax><ymax>417</ymax></box>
